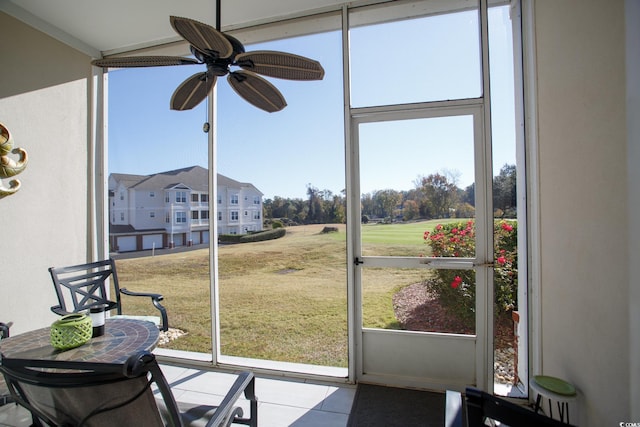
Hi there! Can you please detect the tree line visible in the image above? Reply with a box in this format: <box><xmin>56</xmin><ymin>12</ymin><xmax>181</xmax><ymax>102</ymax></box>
<box><xmin>263</xmin><ymin>164</ymin><xmax>516</xmax><ymax>225</ymax></box>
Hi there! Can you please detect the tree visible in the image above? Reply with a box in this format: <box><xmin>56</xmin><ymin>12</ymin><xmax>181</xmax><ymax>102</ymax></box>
<box><xmin>374</xmin><ymin>189</ymin><xmax>402</xmax><ymax>219</ymax></box>
<box><xmin>418</xmin><ymin>173</ymin><xmax>458</xmax><ymax>219</ymax></box>
<box><xmin>306</xmin><ymin>185</ymin><xmax>323</xmax><ymax>223</ymax></box>
<box><xmin>402</xmin><ymin>199</ymin><xmax>420</xmax><ymax>220</ymax></box>
<box><xmin>493</xmin><ymin>164</ymin><xmax>517</xmax><ymax>217</ymax></box>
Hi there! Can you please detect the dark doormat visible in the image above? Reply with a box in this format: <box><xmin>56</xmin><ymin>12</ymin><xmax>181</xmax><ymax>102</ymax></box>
<box><xmin>347</xmin><ymin>383</ymin><xmax>445</xmax><ymax>426</ymax></box>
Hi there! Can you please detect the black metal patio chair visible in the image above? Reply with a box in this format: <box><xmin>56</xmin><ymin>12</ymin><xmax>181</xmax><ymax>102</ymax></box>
<box><xmin>0</xmin><ymin>350</ymin><xmax>257</xmax><ymax>427</ymax></box>
<box><xmin>445</xmin><ymin>387</ymin><xmax>576</xmax><ymax>427</ymax></box>
<box><xmin>49</xmin><ymin>258</ymin><xmax>169</xmax><ymax>331</ymax></box>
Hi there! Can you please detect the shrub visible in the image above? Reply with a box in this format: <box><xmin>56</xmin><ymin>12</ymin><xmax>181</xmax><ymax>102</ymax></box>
<box><xmin>423</xmin><ymin>219</ymin><xmax>517</xmax><ymax>326</ymax></box>
<box><xmin>272</xmin><ymin>220</ymin><xmax>284</xmax><ymax>229</ymax></box>
<box><xmin>219</xmin><ymin>228</ymin><xmax>286</xmax><ymax>243</ymax></box>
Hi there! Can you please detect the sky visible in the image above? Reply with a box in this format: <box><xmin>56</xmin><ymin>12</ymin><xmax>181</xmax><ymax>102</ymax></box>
<box><xmin>107</xmin><ymin>5</ymin><xmax>515</xmax><ymax>200</ymax></box>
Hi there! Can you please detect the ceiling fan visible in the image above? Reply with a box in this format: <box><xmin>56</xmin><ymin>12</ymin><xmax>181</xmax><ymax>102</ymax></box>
<box><xmin>91</xmin><ymin>7</ymin><xmax>324</xmax><ymax>113</ymax></box>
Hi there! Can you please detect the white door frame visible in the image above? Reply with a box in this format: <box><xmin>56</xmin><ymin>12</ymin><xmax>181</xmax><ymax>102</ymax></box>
<box><xmin>348</xmin><ymin>102</ymin><xmax>493</xmax><ymax>391</ymax></box>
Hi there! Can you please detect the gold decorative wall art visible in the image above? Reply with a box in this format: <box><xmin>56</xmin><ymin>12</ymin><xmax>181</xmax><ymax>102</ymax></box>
<box><xmin>0</xmin><ymin>122</ymin><xmax>28</xmax><ymax>199</ymax></box>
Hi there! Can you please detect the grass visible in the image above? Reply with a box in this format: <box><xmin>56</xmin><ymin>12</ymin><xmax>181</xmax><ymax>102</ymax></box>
<box><xmin>115</xmin><ymin>219</ymin><xmax>462</xmax><ymax>367</ymax></box>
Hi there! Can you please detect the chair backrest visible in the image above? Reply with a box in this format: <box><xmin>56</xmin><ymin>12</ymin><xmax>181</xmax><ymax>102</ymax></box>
<box><xmin>0</xmin><ymin>351</ymin><xmax>182</xmax><ymax>427</ymax></box>
<box><xmin>49</xmin><ymin>259</ymin><xmax>122</xmax><ymax>316</ymax></box>
<box><xmin>465</xmin><ymin>387</ymin><xmax>576</xmax><ymax>427</ymax></box>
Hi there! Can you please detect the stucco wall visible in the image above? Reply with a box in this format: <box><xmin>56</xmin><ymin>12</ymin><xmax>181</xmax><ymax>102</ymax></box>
<box><xmin>0</xmin><ymin>12</ymin><xmax>92</xmax><ymax>334</ymax></box>
<box><xmin>626</xmin><ymin>0</ymin><xmax>640</xmax><ymax>420</ymax></box>
<box><xmin>533</xmin><ymin>0</ymin><xmax>629</xmax><ymax>424</ymax></box>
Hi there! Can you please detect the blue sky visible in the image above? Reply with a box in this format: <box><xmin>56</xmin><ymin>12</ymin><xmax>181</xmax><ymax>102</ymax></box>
<box><xmin>108</xmin><ymin>6</ymin><xmax>515</xmax><ymax>200</ymax></box>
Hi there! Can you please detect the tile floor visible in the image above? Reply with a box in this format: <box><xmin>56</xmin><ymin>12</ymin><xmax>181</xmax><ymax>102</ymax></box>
<box><xmin>0</xmin><ymin>364</ymin><xmax>357</xmax><ymax>427</ymax></box>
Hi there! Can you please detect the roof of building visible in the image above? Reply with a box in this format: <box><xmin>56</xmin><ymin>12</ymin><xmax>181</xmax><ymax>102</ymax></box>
<box><xmin>109</xmin><ymin>166</ymin><xmax>262</xmax><ymax>195</ymax></box>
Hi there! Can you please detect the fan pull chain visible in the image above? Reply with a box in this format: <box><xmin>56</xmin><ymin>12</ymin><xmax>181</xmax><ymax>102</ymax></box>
<box><xmin>203</xmin><ymin>74</ymin><xmax>210</xmax><ymax>133</ymax></box>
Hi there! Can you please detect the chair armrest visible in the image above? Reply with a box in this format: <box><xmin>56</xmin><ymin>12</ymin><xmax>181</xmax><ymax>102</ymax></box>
<box><xmin>50</xmin><ymin>305</ymin><xmax>71</xmax><ymax>316</ymax></box>
<box><xmin>120</xmin><ymin>288</ymin><xmax>163</xmax><ymax>301</ymax></box>
<box><xmin>204</xmin><ymin>372</ymin><xmax>257</xmax><ymax>427</ymax></box>
<box><xmin>120</xmin><ymin>288</ymin><xmax>169</xmax><ymax>331</ymax></box>
<box><xmin>445</xmin><ymin>390</ymin><xmax>463</xmax><ymax>427</ymax></box>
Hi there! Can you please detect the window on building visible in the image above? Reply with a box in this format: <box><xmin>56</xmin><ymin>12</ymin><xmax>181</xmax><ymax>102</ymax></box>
<box><xmin>150</xmin><ymin>211</ymin><xmax>155</xmax><ymax>218</ymax></box>
<box><xmin>175</xmin><ymin>191</ymin><xmax>186</xmax><ymax>203</ymax></box>
<box><xmin>192</xmin><ymin>193</ymin><xmax>199</xmax><ymax>202</ymax></box>
<box><xmin>165</xmin><ymin>212</ymin><xmax>170</xmax><ymax>223</ymax></box>
<box><xmin>120</xmin><ymin>212</ymin><xmax>124</xmax><ymax>221</ymax></box>
<box><xmin>231</xmin><ymin>211</ymin><xmax>238</xmax><ymax>221</ymax></box>
<box><xmin>201</xmin><ymin>194</ymin><xmax>209</xmax><ymax>203</ymax></box>
<box><xmin>230</xmin><ymin>195</ymin><xmax>238</xmax><ymax>204</ymax></box>
<box><xmin>253</xmin><ymin>196</ymin><xmax>260</xmax><ymax>205</ymax></box>
<box><xmin>192</xmin><ymin>211</ymin><xmax>199</xmax><ymax>220</ymax></box>
<box><xmin>218</xmin><ymin>195</ymin><xmax>222</xmax><ymax>204</ymax></box>
<box><xmin>120</xmin><ymin>191</ymin><xmax>124</xmax><ymax>200</ymax></box>
<box><xmin>244</xmin><ymin>211</ymin><xmax>248</xmax><ymax>216</ymax></box>
<box><xmin>253</xmin><ymin>211</ymin><xmax>261</xmax><ymax>220</ymax></box>
<box><xmin>165</xmin><ymin>194</ymin><xmax>170</xmax><ymax>203</ymax></box>
<box><xmin>150</xmin><ymin>191</ymin><xmax>155</xmax><ymax>197</ymax></box>
<box><xmin>202</xmin><ymin>211</ymin><xmax>209</xmax><ymax>220</ymax></box>
<box><xmin>218</xmin><ymin>211</ymin><xmax>222</xmax><ymax>221</ymax></box>
<box><xmin>176</xmin><ymin>211</ymin><xmax>187</xmax><ymax>223</ymax></box>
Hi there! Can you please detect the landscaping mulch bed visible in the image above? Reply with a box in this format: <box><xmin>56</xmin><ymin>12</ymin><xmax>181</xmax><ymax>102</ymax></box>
<box><xmin>393</xmin><ymin>282</ymin><xmax>516</xmax><ymax>385</ymax></box>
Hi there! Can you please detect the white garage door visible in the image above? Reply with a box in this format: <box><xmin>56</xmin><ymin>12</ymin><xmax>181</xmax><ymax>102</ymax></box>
<box><xmin>202</xmin><ymin>231</ymin><xmax>209</xmax><ymax>244</ymax></box>
<box><xmin>142</xmin><ymin>234</ymin><xmax>163</xmax><ymax>250</ymax></box>
<box><xmin>173</xmin><ymin>234</ymin><xmax>184</xmax><ymax>247</ymax></box>
<box><xmin>117</xmin><ymin>236</ymin><xmax>136</xmax><ymax>252</ymax></box>
<box><xmin>191</xmin><ymin>233</ymin><xmax>201</xmax><ymax>245</ymax></box>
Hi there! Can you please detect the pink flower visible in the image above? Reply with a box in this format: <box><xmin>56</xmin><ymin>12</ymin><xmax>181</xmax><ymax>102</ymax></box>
<box><xmin>451</xmin><ymin>276</ymin><xmax>463</xmax><ymax>289</ymax></box>
<box><xmin>501</xmin><ymin>223</ymin><xmax>513</xmax><ymax>232</ymax></box>
<box><xmin>497</xmin><ymin>256</ymin><xmax>507</xmax><ymax>265</ymax></box>
<box><xmin>423</xmin><ymin>231</ymin><xmax>430</xmax><ymax>240</ymax></box>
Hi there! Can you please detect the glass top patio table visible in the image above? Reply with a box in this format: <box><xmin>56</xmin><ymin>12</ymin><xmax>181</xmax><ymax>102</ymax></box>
<box><xmin>0</xmin><ymin>318</ymin><xmax>159</xmax><ymax>364</ymax></box>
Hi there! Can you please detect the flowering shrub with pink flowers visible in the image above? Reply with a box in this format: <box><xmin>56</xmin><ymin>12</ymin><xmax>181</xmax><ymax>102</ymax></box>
<box><xmin>423</xmin><ymin>220</ymin><xmax>517</xmax><ymax>326</ymax></box>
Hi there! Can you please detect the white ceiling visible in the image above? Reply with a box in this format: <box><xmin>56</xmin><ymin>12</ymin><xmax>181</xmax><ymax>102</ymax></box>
<box><xmin>0</xmin><ymin>0</ymin><xmax>352</xmax><ymax>57</ymax></box>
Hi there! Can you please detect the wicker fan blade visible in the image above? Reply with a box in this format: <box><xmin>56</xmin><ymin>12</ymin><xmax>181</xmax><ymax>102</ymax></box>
<box><xmin>170</xmin><ymin>16</ymin><xmax>233</xmax><ymax>59</ymax></box>
<box><xmin>235</xmin><ymin>51</ymin><xmax>325</xmax><ymax>80</ymax></box>
<box><xmin>170</xmin><ymin>73</ymin><xmax>217</xmax><ymax>111</ymax></box>
<box><xmin>227</xmin><ymin>71</ymin><xmax>286</xmax><ymax>113</ymax></box>
<box><xmin>91</xmin><ymin>56</ymin><xmax>200</xmax><ymax>68</ymax></box>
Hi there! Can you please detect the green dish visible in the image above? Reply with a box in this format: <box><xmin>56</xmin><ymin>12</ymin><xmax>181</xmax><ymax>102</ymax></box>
<box><xmin>534</xmin><ymin>375</ymin><xmax>577</xmax><ymax>396</ymax></box>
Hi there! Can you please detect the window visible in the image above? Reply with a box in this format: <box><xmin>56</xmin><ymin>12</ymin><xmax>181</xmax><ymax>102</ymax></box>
<box><xmin>244</xmin><ymin>211</ymin><xmax>248</xmax><ymax>216</ymax></box>
<box><xmin>165</xmin><ymin>194</ymin><xmax>170</xmax><ymax>203</ymax></box>
<box><xmin>253</xmin><ymin>196</ymin><xmax>260</xmax><ymax>205</ymax></box>
<box><xmin>218</xmin><ymin>195</ymin><xmax>222</xmax><ymax>204</ymax></box>
<box><xmin>231</xmin><ymin>211</ymin><xmax>238</xmax><ymax>221</ymax></box>
<box><xmin>150</xmin><ymin>211</ymin><xmax>155</xmax><ymax>218</ymax></box>
<box><xmin>218</xmin><ymin>211</ymin><xmax>222</xmax><ymax>221</ymax></box>
<box><xmin>120</xmin><ymin>191</ymin><xmax>124</xmax><ymax>200</ymax></box>
<box><xmin>176</xmin><ymin>211</ymin><xmax>187</xmax><ymax>223</ymax></box>
<box><xmin>120</xmin><ymin>212</ymin><xmax>124</xmax><ymax>221</ymax></box>
<box><xmin>253</xmin><ymin>211</ymin><xmax>261</xmax><ymax>220</ymax></box>
<box><xmin>230</xmin><ymin>195</ymin><xmax>238</xmax><ymax>205</ymax></box>
<box><xmin>202</xmin><ymin>211</ymin><xmax>209</xmax><ymax>220</ymax></box>
<box><xmin>201</xmin><ymin>194</ymin><xmax>209</xmax><ymax>203</ymax></box>
<box><xmin>176</xmin><ymin>191</ymin><xmax>186</xmax><ymax>203</ymax></box>
<box><xmin>165</xmin><ymin>212</ymin><xmax>170</xmax><ymax>223</ymax></box>
<box><xmin>192</xmin><ymin>211</ymin><xmax>199</xmax><ymax>220</ymax></box>
<box><xmin>150</xmin><ymin>191</ymin><xmax>155</xmax><ymax>197</ymax></box>
<box><xmin>192</xmin><ymin>193</ymin><xmax>199</xmax><ymax>202</ymax></box>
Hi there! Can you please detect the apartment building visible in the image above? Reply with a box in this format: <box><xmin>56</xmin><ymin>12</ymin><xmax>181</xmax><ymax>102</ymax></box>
<box><xmin>109</xmin><ymin>166</ymin><xmax>262</xmax><ymax>252</ymax></box>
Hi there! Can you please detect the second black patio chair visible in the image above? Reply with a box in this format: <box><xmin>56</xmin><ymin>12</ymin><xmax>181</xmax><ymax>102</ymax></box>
<box><xmin>0</xmin><ymin>350</ymin><xmax>257</xmax><ymax>427</ymax></box>
<box><xmin>49</xmin><ymin>258</ymin><xmax>169</xmax><ymax>331</ymax></box>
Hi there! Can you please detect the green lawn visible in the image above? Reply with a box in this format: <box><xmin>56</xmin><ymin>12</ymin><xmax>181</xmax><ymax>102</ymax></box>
<box><xmin>116</xmin><ymin>219</ymin><xmax>464</xmax><ymax>367</ymax></box>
